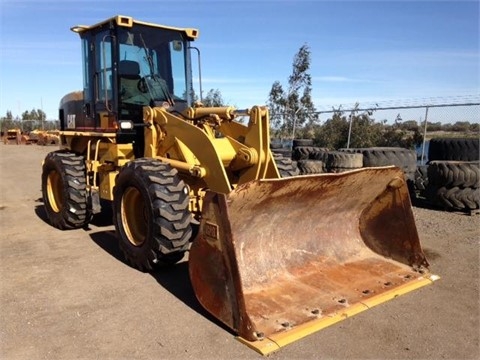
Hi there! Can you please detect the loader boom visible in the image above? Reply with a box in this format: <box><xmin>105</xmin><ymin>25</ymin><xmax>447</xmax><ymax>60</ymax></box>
<box><xmin>142</xmin><ymin>105</ymin><xmax>279</xmax><ymax>195</ymax></box>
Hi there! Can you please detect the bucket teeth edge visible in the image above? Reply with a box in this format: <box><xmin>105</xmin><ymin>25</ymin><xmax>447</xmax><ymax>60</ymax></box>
<box><xmin>236</xmin><ymin>274</ymin><xmax>440</xmax><ymax>356</ymax></box>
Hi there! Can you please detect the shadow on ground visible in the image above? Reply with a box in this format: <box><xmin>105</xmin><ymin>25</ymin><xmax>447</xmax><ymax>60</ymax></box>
<box><xmin>34</xmin><ymin>200</ymin><xmax>50</xmax><ymax>225</ymax></box>
<box><xmin>412</xmin><ymin>196</ymin><xmax>474</xmax><ymax>216</ymax></box>
<box><xmin>34</xmin><ymin>199</ymin><xmax>226</xmax><ymax>331</ymax></box>
<box><xmin>34</xmin><ymin>199</ymin><xmax>114</xmax><ymax>228</ymax></box>
<box><xmin>88</xmin><ymin>229</ymin><xmax>234</xmax><ymax>336</ymax></box>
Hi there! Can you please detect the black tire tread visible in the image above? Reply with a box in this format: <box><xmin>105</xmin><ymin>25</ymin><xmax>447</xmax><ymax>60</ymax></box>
<box><xmin>414</xmin><ymin>165</ymin><xmax>429</xmax><ymax>191</ymax></box>
<box><xmin>427</xmin><ymin>186</ymin><xmax>480</xmax><ymax>210</ymax></box>
<box><xmin>292</xmin><ymin>146</ymin><xmax>314</xmax><ymax>161</ymax></box>
<box><xmin>326</xmin><ymin>151</ymin><xmax>363</xmax><ymax>170</ymax></box>
<box><xmin>428</xmin><ymin>161</ymin><xmax>480</xmax><ymax>188</ymax></box>
<box><xmin>297</xmin><ymin>160</ymin><xmax>323</xmax><ymax>175</ymax></box>
<box><xmin>41</xmin><ymin>151</ymin><xmax>89</xmax><ymax>230</ymax></box>
<box><xmin>340</xmin><ymin>147</ymin><xmax>417</xmax><ymax>178</ymax></box>
<box><xmin>272</xmin><ymin>148</ymin><xmax>292</xmax><ymax>158</ymax></box>
<box><xmin>273</xmin><ymin>154</ymin><xmax>300</xmax><ymax>177</ymax></box>
<box><xmin>428</xmin><ymin>138</ymin><xmax>479</xmax><ymax>162</ymax></box>
<box><xmin>293</xmin><ymin>138</ymin><xmax>314</xmax><ymax>147</ymax></box>
<box><xmin>113</xmin><ymin>159</ymin><xmax>192</xmax><ymax>271</ymax></box>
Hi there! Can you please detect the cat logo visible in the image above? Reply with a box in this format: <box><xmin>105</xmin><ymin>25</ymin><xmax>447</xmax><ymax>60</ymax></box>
<box><xmin>67</xmin><ymin>114</ymin><xmax>76</xmax><ymax>129</ymax></box>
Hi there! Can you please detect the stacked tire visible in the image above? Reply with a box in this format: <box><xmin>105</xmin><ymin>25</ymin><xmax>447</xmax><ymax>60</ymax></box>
<box><xmin>429</xmin><ymin>137</ymin><xmax>479</xmax><ymax>162</ymax></box>
<box><xmin>270</xmin><ymin>141</ymin><xmax>292</xmax><ymax>159</ymax></box>
<box><xmin>291</xmin><ymin>139</ymin><xmax>366</xmax><ymax>175</ymax></box>
<box><xmin>340</xmin><ymin>147</ymin><xmax>417</xmax><ymax>180</ymax></box>
<box><xmin>325</xmin><ymin>151</ymin><xmax>363</xmax><ymax>173</ymax></box>
<box><xmin>340</xmin><ymin>147</ymin><xmax>418</xmax><ymax>200</ymax></box>
<box><xmin>272</xmin><ymin>153</ymin><xmax>300</xmax><ymax>177</ymax></box>
<box><xmin>423</xmin><ymin>138</ymin><xmax>479</xmax><ymax>213</ymax></box>
<box><xmin>292</xmin><ymin>139</ymin><xmax>319</xmax><ymax>162</ymax></box>
<box><xmin>291</xmin><ymin>139</ymin><xmax>325</xmax><ymax>175</ymax></box>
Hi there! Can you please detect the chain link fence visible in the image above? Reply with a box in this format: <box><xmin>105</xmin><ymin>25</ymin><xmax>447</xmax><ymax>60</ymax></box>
<box><xmin>315</xmin><ymin>99</ymin><xmax>479</xmax><ymax>162</ymax></box>
<box><xmin>317</xmin><ymin>102</ymin><xmax>479</xmax><ymax>128</ymax></box>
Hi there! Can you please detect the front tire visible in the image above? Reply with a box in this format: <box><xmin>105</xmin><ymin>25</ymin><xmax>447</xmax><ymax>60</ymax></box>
<box><xmin>113</xmin><ymin>159</ymin><xmax>192</xmax><ymax>271</ymax></box>
<box><xmin>41</xmin><ymin>151</ymin><xmax>89</xmax><ymax>229</ymax></box>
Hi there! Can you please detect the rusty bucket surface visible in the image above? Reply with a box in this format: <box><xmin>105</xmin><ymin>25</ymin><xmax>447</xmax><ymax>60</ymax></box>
<box><xmin>189</xmin><ymin>167</ymin><xmax>437</xmax><ymax>354</ymax></box>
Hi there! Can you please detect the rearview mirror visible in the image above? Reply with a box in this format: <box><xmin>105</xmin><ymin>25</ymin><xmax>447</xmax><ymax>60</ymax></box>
<box><xmin>172</xmin><ymin>40</ymin><xmax>182</xmax><ymax>51</ymax></box>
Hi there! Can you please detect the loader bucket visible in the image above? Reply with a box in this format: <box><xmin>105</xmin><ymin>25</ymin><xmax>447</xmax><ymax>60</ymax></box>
<box><xmin>189</xmin><ymin>166</ymin><xmax>438</xmax><ymax>355</ymax></box>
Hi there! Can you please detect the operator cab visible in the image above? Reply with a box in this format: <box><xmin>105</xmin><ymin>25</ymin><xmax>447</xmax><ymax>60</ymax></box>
<box><xmin>61</xmin><ymin>16</ymin><xmax>198</xmax><ymax>156</ymax></box>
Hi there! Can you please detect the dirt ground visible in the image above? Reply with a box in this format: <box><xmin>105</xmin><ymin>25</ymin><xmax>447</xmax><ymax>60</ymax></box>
<box><xmin>0</xmin><ymin>143</ymin><xmax>479</xmax><ymax>360</ymax></box>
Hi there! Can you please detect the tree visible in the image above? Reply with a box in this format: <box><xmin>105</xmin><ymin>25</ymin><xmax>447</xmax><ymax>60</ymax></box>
<box><xmin>348</xmin><ymin>112</ymin><xmax>383</xmax><ymax>148</ymax></box>
<box><xmin>427</xmin><ymin>121</ymin><xmax>442</xmax><ymax>131</ymax></box>
<box><xmin>399</xmin><ymin>120</ymin><xmax>420</xmax><ymax>131</ymax></box>
<box><xmin>202</xmin><ymin>89</ymin><xmax>225</xmax><ymax>107</ymax></box>
<box><xmin>451</xmin><ymin>121</ymin><xmax>470</xmax><ymax>132</ymax></box>
<box><xmin>267</xmin><ymin>81</ymin><xmax>286</xmax><ymax>130</ymax></box>
<box><xmin>313</xmin><ymin>106</ymin><xmax>423</xmax><ymax>150</ymax></box>
<box><xmin>378</xmin><ymin>125</ymin><xmax>422</xmax><ymax>149</ymax></box>
<box><xmin>267</xmin><ymin>44</ymin><xmax>318</xmax><ymax>138</ymax></box>
<box><xmin>314</xmin><ymin>111</ymin><xmax>349</xmax><ymax>149</ymax></box>
<box><xmin>38</xmin><ymin>109</ymin><xmax>46</xmax><ymax>122</ymax></box>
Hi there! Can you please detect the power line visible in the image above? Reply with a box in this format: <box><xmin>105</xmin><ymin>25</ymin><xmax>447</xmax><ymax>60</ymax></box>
<box><xmin>316</xmin><ymin>101</ymin><xmax>480</xmax><ymax>115</ymax></box>
<box><xmin>315</xmin><ymin>94</ymin><xmax>480</xmax><ymax>114</ymax></box>
<box><xmin>271</xmin><ymin>95</ymin><xmax>480</xmax><ymax>116</ymax></box>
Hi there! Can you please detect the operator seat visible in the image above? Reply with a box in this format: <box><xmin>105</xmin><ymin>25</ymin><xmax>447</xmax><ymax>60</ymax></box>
<box><xmin>118</xmin><ymin>60</ymin><xmax>145</xmax><ymax>104</ymax></box>
<box><xmin>119</xmin><ymin>60</ymin><xmax>140</xmax><ymax>80</ymax></box>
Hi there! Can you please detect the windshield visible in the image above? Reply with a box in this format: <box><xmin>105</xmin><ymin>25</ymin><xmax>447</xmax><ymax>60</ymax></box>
<box><xmin>117</xmin><ymin>25</ymin><xmax>189</xmax><ymax>107</ymax></box>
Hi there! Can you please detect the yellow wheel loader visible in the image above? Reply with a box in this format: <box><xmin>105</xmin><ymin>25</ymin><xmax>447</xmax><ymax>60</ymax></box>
<box><xmin>3</xmin><ymin>128</ymin><xmax>21</xmax><ymax>145</ymax></box>
<box><xmin>41</xmin><ymin>15</ymin><xmax>438</xmax><ymax>355</ymax></box>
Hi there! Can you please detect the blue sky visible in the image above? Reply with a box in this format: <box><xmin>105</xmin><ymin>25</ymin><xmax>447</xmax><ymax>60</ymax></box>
<box><xmin>0</xmin><ymin>0</ymin><xmax>479</xmax><ymax>123</ymax></box>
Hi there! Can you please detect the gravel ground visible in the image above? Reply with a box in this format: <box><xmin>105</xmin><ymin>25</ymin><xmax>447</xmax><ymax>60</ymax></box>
<box><xmin>0</xmin><ymin>143</ymin><xmax>479</xmax><ymax>360</ymax></box>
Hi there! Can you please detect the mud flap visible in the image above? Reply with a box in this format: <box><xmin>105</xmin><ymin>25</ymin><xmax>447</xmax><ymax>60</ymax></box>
<box><xmin>189</xmin><ymin>166</ymin><xmax>438</xmax><ymax>355</ymax></box>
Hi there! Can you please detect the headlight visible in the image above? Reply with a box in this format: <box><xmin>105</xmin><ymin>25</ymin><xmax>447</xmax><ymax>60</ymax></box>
<box><xmin>118</xmin><ymin>120</ymin><xmax>134</xmax><ymax>130</ymax></box>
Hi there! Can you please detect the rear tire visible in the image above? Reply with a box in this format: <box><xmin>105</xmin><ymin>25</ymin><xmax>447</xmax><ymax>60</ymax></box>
<box><xmin>41</xmin><ymin>151</ymin><xmax>89</xmax><ymax>229</ymax></box>
<box><xmin>113</xmin><ymin>159</ymin><xmax>192</xmax><ymax>271</ymax></box>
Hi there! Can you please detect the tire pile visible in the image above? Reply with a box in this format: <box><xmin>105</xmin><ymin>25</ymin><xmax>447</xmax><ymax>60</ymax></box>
<box><xmin>418</xmin><ymin>138</ymin><xmax>479</xmax><ymax>213</ymax></box>
<box><xmin>289</xmin><ymin>139</ymin><xmax>367</xmax><ymax>174</ymax></box>
<box><xmin>288</xmin><ymin>140</ymin><xmax>417</xmax><ymax>180</ymax></box>
<box><xmin>269</xmin><ymin>141</ymin><xmax>299</xmax><ymax>177</ymax></box>
<box><xmin>272</xmin><ymin>153</ymin><xmax>300</xmax><ymax>177</ymax></box>
<box><xmin>273</xmin><ymin>137</ymin><xmax>479</xmax><ymax>214</ymax></box>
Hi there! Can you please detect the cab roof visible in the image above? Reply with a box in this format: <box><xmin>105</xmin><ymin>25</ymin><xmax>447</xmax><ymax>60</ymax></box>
<box><xmin>70</xmin><ymin>15</ymin><xmax>199</xmax><ymax>41</ymax></box>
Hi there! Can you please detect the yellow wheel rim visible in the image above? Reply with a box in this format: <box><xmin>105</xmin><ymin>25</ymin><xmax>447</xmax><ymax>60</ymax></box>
<box><xmin>121</xmin><ymin>186</ymin><xmax>147</xmax><ymax>247</ymax></box>
<box><xmin>46</xmin><ymin>170</ymin><xmax>63</xmax><ymax>213</ymax></box>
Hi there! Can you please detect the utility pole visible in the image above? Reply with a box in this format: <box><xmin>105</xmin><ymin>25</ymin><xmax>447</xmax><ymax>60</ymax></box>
<box><xmin>41</xmin><ymin>98</ymin><xmax>44</xmax><ymax>130</ymax></box>
<box><xmin>420</xmin><ymin>106</ymin><xmax>429</xmax><ymax>165</ymax></box>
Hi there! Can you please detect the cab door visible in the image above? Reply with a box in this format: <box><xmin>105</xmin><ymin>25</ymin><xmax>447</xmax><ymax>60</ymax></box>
<box><xmin>81</xmin><ymin>27</ymin><xmax>118</xmax><ymax>130</ymax></box>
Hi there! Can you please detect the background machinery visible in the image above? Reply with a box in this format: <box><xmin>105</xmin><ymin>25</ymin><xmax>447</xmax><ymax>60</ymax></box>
<box><xmin>41</xmin><ymin>16</ymin><xmax>437</xmax><ymax>354</ymax></box>
<box><xmin>3</xmin><ymin>128</ymin><xmax>21</xmax><ymax>145</ymax></box>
